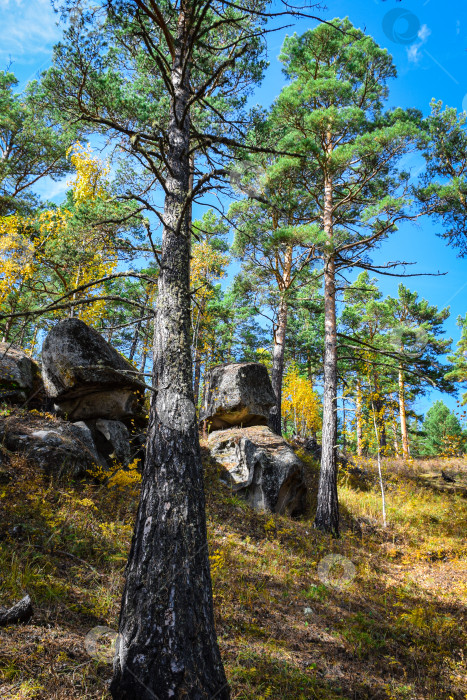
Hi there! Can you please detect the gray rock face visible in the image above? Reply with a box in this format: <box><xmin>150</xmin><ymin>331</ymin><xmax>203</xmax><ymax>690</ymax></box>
<box><xmin>208</xmin><ymin>425</ymin><xmax>307</xmax><ymax>516</ymax></box>
<box><xmin>42</xmin><ymin>319</ymin><xmax>144</xmax><ymax>420</ymax></box>
<box><xmin>200</xmin><ymin>363</ymin><xmax>276</xmax><ymax>431</ymax></box>
<box><xmin>2</xmin><ymin>417</ymin><xmax>101</xmax><ymax>477</ymax></box>
<box><xmin>57</xmin><ymin>387</ymin><xmax>139</xmax><ymax>422</ymax></box>
<box><xmin>86</xmin><ymin>418</ymin><xmax>131</xmax><ymax>467</ymax></box>
<box><xmin>0</xmin><ymin>343</ymin><xmax>41</xmax><ymax>404</ymax></box>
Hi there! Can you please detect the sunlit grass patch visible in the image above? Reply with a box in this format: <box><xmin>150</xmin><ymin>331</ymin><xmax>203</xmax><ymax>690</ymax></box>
<box><xmin>0</xmin><ymin>447</ymin><xmax>465</xmax><ymax>698</ymax></box>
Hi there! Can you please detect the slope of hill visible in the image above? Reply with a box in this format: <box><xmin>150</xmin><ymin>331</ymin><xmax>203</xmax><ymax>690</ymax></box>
<box><xmin>0</xmin><ymin>428</ymin><xmax>466</xmax><ymax>699</ymax></box>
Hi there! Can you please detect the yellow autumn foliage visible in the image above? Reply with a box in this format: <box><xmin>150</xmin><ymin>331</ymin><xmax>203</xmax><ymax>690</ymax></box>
<box><xmin>0</xmin><ymin>143</ymin><xmax>117</xmax><ymax>330</ymax></box>
<box><xmin>0</xmin><ymin>209</ymin><xmax>72</xmax><ymax>304</ymax></box>
<box><xmin>191</xmin><ymin>241</ymin><xmax>228</xmax><ymax>304</ymax></box>
<box><xmin>281</xmin><ymin>363</ymin><xmax>321</xmax><ymax>437</ymax></box>
<box><xmin>67</xmin><ymin>142</ymin><xmax>110</xmax><ymax>203</ymax></box>
<box><xmin>0</xmin><ymin>214</ymin><xmax>36</xmax><ymax>302</ymax></box>
<box><xmin>191</xmin><ymin>240</ymin><xmax>229</xmax><ymax>359</ymax></box>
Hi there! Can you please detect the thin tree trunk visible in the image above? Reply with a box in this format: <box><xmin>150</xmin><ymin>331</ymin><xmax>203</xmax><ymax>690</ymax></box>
<box><xmin>398</xmin><ymin>366</ymin><xmax>410</xmax><ymax>459</ymax></box>
<box><xmin>2</xmin><ymin>283</ymin><xmax>22</xmax><ymax>342</ymax></box>
<box><xmin>2</xmin><ymin>315</ymin><xmax>13</xmax><ymax>343</ymax></box>
<box><xmin>193</xmin><ymin>343</ymin><xmax>202</xmax><ymax>407</ymax></box>
<box><xmin>269</xmin><ymin>293</ymin><xmax>288</xmax><ymax>435</ymax></box>
<box><xmin>373</xmin><ymin>376</ymin><xmax>387</xmax><ymax>451</ymax></box>
<box><xmin>192</xmin><ymin>298</ymin><xmax>204</xmax><ymax>407</ymax></box>
<box><xmin>314</xmin><ymin>168</ymin><xmax>339</xmax><ymax>537</ymax></box>
<box><xmin>356</xmin><ymin>379</ymin><xmax>363</xmax><ymax>457</ymax></box>
<box><xmin>139</xmin><ymin>317</ymin><xmax>152</xmax><ymax>375</ymax></box>
<box><xmin>129</xmin><ymin>300</ymin><xmax>148</xmax><ymax>363</ymax></box>
<box><xmin>371</xmin><ymin>404</ymin><xmax>387</xmax><ymax>528</ymax></box>
<box><xmin>342</xmin><ymin>393</ymin><xmax>346</xmax><ymax>453</ymax></box>
<box><xmin>70</xmin><ymin>265</ymin><xmax>81</xmax><ymax>319</ymax></box>
<box><xmin>111</xmin><ymin>18</ymin><xmax>228</xmax><ymax>699</ymax></box>
<box><xmin>306</xmin><ymin>352</ymin><xmax>313</xmax><ymax>382</ymax></box>
<box><xmin>392</xmin><ymin>404</ymin><xmax>400</xmax><ymax>457</ymax></box>
<box><xmin>18</xmin><ymin>321</ymin><xmax>28</xmax><ymax>347</ymax></box>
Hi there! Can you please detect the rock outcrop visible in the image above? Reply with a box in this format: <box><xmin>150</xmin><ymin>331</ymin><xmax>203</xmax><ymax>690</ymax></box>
<box><xmin>202</xmin><ymin>362</ymin><xmax>307</xmax><ymax>516</ymax></box>
<box><xmin>0</xmin><ymin>413</ymin><xmax>102</xmax><ymax>477</ymax></box>
<box><xmin>41</xmin><ymin>318</ymin><xmax>144</xmax><ymax>421</ymax></box>
<box><xmin>0</xmin><ymin>343</ymin><xmax>42</xmax><ymax>404</ymax></box>
<box><xmin>200</xmin><ymin>362</ymin><xmax>276</xmax><ymax>430</ymax></box>
<box><xmin>208</xmin><ymin>426</ymin><xmax>307</xmax><ymax>516</ymax></box>
<box><xmin>0</xmin><ymin>321</ymin><xmax>145</xmax><ymax>478</ymax></box>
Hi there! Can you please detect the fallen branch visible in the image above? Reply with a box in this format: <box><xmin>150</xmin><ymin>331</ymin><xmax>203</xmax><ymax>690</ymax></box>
<box><xmin>0</xmin><ymin>595</ymin><xmax>33</xmax><ymax>626</ymax></box>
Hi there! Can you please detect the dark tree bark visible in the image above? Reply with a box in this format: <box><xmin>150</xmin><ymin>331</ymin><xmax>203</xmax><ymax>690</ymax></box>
<box><xmin>111</xmin><ymin>16</ymin><xmax>228</xmax><ymax>700</ymax></box>
<box><xmin>314</xmin><ymin>170</ymin><xmax>339</xmax><ymax>537</ymax></box>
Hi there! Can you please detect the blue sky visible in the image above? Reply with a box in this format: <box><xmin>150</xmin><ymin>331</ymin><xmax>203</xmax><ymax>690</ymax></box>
<box><xmin>2</xmin><ymin>0</ymin><xmax>467</xmax><ymax>417</ymax></box>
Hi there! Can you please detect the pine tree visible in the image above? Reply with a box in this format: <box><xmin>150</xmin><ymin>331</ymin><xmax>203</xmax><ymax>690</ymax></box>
<box><xmin>421</xmin><ymin>400</ymin><xmax>465</xmax><ymax>456</ymax></box>
<box><xmin>39</xmin><ymin>2</ymin><xmax>324</xmax><ymax>696</ymax></box>
<box><xmin>419</xmin><ymin>102</ymin><xmax>467</xmax><ymax>255</ymax></box>
<box><xmin>385</xmin><ymin>284</ymin><xmax>451</xmax><ymax>458</ymax></box>
<box><xmin>191</xmin><ymin>211</ymin><xmax>229</xmax><ymax>406</ymax></box>
<box><xmin>340</xmin><ymin>273</ymin><xmax>453</xmax><ymax>459</ymax></box>
<box><xmin>0</xmin><ymin>71</ymin><xmax>73</xmax><ymax>217</ymax></box>
<box><xmin>274</xmin><ymin>19</ymin><xmax>424</xmax><ymax>534</ymax></box>
<box><xmin>230</xmin><ymin>169</ymin><xmax>315</xmax><ymax>434</ymax></box>
<box><xmin>446</xmin><ymin>315</ymin><xmax>467</xmax><ymax>403</ymax></box>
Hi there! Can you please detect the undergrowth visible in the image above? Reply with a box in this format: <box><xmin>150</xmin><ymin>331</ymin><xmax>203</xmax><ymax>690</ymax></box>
<box><xmin>0</xmin><ymin>447</ymin><xmax>465</xmax><ymax>699</ymax></box>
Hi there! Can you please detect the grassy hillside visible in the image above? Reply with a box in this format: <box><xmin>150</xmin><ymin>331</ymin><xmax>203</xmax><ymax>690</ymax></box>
<box><xmin>0</xmin><ymin>430</ymin><xmax>466</xmax><ymax>699</ymax></box>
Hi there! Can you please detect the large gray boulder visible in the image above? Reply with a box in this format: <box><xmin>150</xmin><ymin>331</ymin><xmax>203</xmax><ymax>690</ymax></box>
<box><xmin>0</xmin><ymin>343</ymin><xmax>42</xmax><ymax>404</ymax></box>
<box><xmin>42</xmin><ymin>319</ymin><xmax>144</xmax><ymax>421</ymax></box>
<box><xmin>208</xmin><ymin>425</ymin><xmax>307</xmax><ymax>516</ymax></box>
<box><xmin>1</xmin><ymin>415</ymin><xmax>102</xmax><ymax>477</ymax></box>
<box><xmin>200</xmin><ymin>363</ymin><xmax>275</xmax><ymax>430</ymax></box>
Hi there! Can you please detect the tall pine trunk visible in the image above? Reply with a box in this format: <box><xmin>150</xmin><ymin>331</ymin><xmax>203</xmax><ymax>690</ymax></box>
<box><xmin>314</xmin><ymin>171</ymin><xmax>339</xmax><ymax>536</ymax></box>
<box><xmin>269</xmin><ymin>295</ymin><xmax>288</xmax><ymax>435</ymax></box>
<box><xmin>111</xmin><ymin>19</ymin><xmax>228</xmax><ymax>699</ymax></box>
<box><xmin>269</xmin><ymin>246</ymin><xmax>292</xmax><ymax>436</ymax></box>
<box><xmin>398</xmin><ymin>366</ymin><xmax>410</xmax><ymax>459</ymax></box>
<box><xmin>392</xmin><ymin>407</ymin><xmax>400</xmax><ymax>457</ymax></box>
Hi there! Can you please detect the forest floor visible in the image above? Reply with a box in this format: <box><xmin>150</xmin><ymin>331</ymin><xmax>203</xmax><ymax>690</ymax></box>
<box><xmin>0</xmin><ymin>432</ymin><xmax>466</xmax><ymax>700</ymax></box>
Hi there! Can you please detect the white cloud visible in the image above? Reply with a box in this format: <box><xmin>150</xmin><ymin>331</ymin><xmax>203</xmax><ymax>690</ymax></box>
<box><xmin>407</xmin><ymin>44</ymin><xmax>422</xmax><ymax>64</ymax></box>
<box><xmin>417</xmin><ymin>24</ymin><xmax>432</xmax><ymax>43</ymax></box>
<box><xmin>0</xmin><ymin>0</ymin><xmax>61</xmax><ymax>61</ymax></box>
<box><xmin>407</xmin><ymin>23</ymin><xmax>431</xmax><ymax>64</ymax></box>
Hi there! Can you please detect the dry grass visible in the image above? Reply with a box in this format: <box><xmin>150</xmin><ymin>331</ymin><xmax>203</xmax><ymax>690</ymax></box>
<box><xmin>0</xmin><ymin>443</ymin><xmax>465</xmax><ymax>699</ymax></box>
